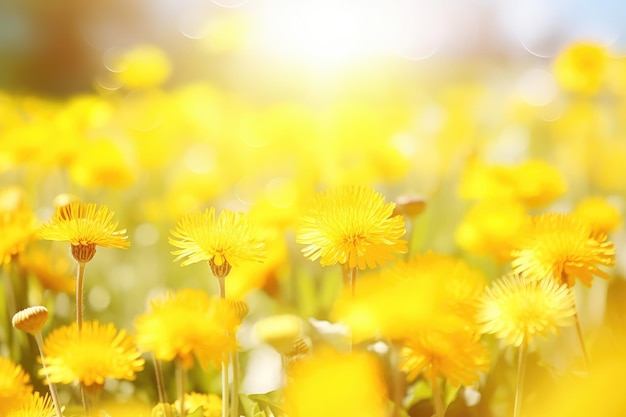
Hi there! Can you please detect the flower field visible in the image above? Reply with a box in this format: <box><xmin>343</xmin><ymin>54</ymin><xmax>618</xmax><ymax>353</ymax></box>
<box><xmin>1</xmin><ymin>2</ymin><xmax>626</xmax><ymax>416</ymax></box>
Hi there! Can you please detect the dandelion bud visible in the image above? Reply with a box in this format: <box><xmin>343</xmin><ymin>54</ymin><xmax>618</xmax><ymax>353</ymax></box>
<box><xmin>12</xmin><ymin>306</ymin><xmax>49</xmax><ymax>335</ymax></box>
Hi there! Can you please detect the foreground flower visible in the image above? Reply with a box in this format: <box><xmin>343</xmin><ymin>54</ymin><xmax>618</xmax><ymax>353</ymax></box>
<box><xmin>477</xmin><ymin>274</ymin><xmax>576</xmax><ymax>347</ymax></box>
<box><xmin>38</xmin><ymin>202</ymin><xmax>130</xmax><ymax>263</ymax></box>
<box><xmin>134</xmin><ymin>289</ymin><xmax>241</xmax><ymax>369</ymax></box>
<box><xmin>401</xmin><ymin>329</ymin><xmax>489</xmax><ymax>387</ymax></box>
<box><xmin>6</xmin><ymin>392</ymin><xmax>56</xmax><ymax>417</ymax></box>
<box><xmin>42</xmin><ymin>321</ymin><xmax>145</xmax><ymax>388</ymax></box>
<box><xmin>296</xmin><ymin>186</ymin><xmax>407</xmax><ymax>270</ymax></box>
<box><xmin>284</xmin><ymin>349</ymin><xmax>388</xmax><ymax>417</ymax></box>
<box><xmin>511</xmin><ymin>213</ymin><xmax>615</xmax><ymax>287</ymax></box>
<box><xmin>169</xmin><ymin>208</ymin><xmax>266</xmax><ymax>277</ymax></box>
<box><xmin>0</xmin><ymin>357</ymin><xmax>32</xmax><ymax>415</ymax></box>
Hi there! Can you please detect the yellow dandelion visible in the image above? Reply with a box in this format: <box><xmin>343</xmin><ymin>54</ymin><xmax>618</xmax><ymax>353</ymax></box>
<box><xmin>41</xmin><ymin>321</ymin><xmax>144</xmax><ymax>388</ymax></box>
<box><xmin>112</xmin><ymin>44</ymin><xmax>172</xmax><ymax>89</ymax></box>
<box><xmin>134</xmin><ymin>289</ymin><xmax>240</xmax><ymax>369</ymax></box>
<box><xmin>0</xmin><ymin>206</ymin><xmax>38</xmax><ymax>265</ymax></box>
<box><xmin>401</xmin><ymin>329</ymin><xmax>489</xmax><ymax>387</ymax></box>
<box><xmin>573</xmin><ymin>196</ymin><xmax>622</xmax><ymax>234</ymax></box>
<box><xmin>511</xmin><ymin>213</ymin><xmax>615</xmax><ymax>287</ymax></box>
<box><xmin>553</xmin><ymin>42</ymin><xmax>608</xmax><ymax>95</ymax></box>
<box><xmin>169</xmin><ymin>208</ymin><xmax>266</xmax><ymax>277</ymax></box>
<box><xmin>284</xmin><ymin>348</ymin><xmax>388</xmax><ymax>417</ymax></box>
<box><xmin>5</xmin><ymin>392</ymin><xmax>56</xmax><ymax>417</ymax></box>
<box><xmin>38</xmin><ymin>202</ymin><xmax>130</xmax><ymax>264</ymax></box>
<box><xmin>0</xmin><ymin>357</ymin><xmax>33</xmax><ymax>416</ymax></box>
<box><xmin>19</xmin><ymin>249</ymin><xmax>75</xmax><ymax>294</ymax></box>
<box><xmin>68</xmin><ymin>139</ymin><xmax>136</xmax><ymax>189</ymax></box>
<box><xmin>477</xmin><ymin>273</ymin><xmax>576</xmax><ymax>347</ymax></box>
<box><xmin>296</xmin><ymin>186</ymin><xmax>407</xmax><ymax>270</ymax></box>
<box><xmin>174</xmin><ymin>392</ymin><xmax>222</xmax><ymax>417</ymax></box>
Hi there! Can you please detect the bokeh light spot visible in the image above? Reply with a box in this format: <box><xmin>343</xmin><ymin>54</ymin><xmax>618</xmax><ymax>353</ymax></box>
<box><xmin>184</xmin><ymin>143</ymin><xmax>217</xmax><ymax>174</ymax></box>
<box><xmin>89</xmin><ymin>285</ymin><xmax>112</xmax><ymax>312</ymax></box>
<box><xmin>134</xmin><ymin>223</ymin><xmax>160</xmax><ymax>247</ymax></box>
<box><xmin>265</xmin><ymin>177</ymin><xmax>297</xmax><ymax>209</ymax></box>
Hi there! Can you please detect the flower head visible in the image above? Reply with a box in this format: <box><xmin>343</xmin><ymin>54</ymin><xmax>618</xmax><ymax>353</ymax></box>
<box><xmin>0</xmin><ymin>357</ymin><xmax>32</xmax><ymax>415</ymax></box>
<box><xmin>134</xmin><ymin>289</ymin><xmax>241</xmax><ymax>369</ymax></box>
<box><xmin>38</xmin><ymin>202</ymin><xmax>130</xmax><ymax>263</ymax></box>
<box><xmin>401</xmin><ymin>329</ymin><xmax>489</xmax><ymax>387</ymax></box>
<box><xmin>284</xmin><ymin>348</ymin><xmax>388</xmax><ymax>417</ymax></box>
<box><xmin>42</xmin><ymin>321</ymin><xmax>145</xmax><ymax>388</ymax></box>
<box><xmin>511</xmin><ymin>213</ymin><xmax>615</xmax><ymax>287</ymax></box>
<box><xmin>18</xmin><ymin>249</ymin><xmax>75</xmax><ymax>294</ymax></box>
<box><xmin>0</xmin><ymin>192</ymin><xmax>38</xmax><ymax>264</ymax></box>
<box><xmin>169</xmin><ymin>208</ymin><xmax>266</xmax><ymax>275</ymax></box>
<box><xmin>574</xmin><ymin>196</ymin><xmax>622</xmax><ymax>234</ymax></box>
<box><xmin>296</xmin><ymin>186</ymin><xmax>407</xmax><ymax>270</ymax></box>
<box><xmin>6</xmin><ymin>392</ymin><xmax>56</xmax><ymax>417</ymax></box>
<box><xmin>477</xmin><ymin>274</ymin><xmax>576</xmax><ymax>347</ymax></box>
<box><xmin>553</xmin><ymin>42</ymin><xmax>608</xmax><ymax>95</ymax></box>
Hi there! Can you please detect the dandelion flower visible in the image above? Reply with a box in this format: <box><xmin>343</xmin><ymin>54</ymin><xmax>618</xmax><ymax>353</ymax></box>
<box><xmin>573</xmin><ymin>196</ymin><xmax>622</xmax><ymax>234</ymax></box>
<box><xmin>512</xmin><ymin>213</ymin><xmax>615</xmax><ymax>287</ymax></box>
<box><xmin>296</xmin><ymin>186</ymin><xmax>407</xmax><ymax>270</ymax></box>
<box><xmin>134</xmin><ymin>289</ymin><xmax>241</xmax><ymax>369</ymax></box>
<box><xmin>6</xmin><ymin>392</ymin><xmax>56</xmax><ymax>417</ymax></box>
<box><xmin>553</xmin><ymin>42</ymin><xmax>608</xmax><ymax>95</ymax></box>
<box><xmin>42</xmin><ymin>321</ymin><xmax>144</xmax><ymax>388</ymax></box>
<box><xmin>169</xmin><ymin>208</ymin><xmax>266</xmax><ymax>277</ymax></box>
<box><xmin>284</xmin><ymin>348</ymin><xmax>388</xmax><ymax>417</ymax></box>
<box><xmin>401</xmin><ymin>329</ymin><xmax>489</xmax><ymax>387</ymax></box>
<box><xmin>0</xmin><ymin>357</ymin><xmax>32</xmax><ymax>415</ymax></box>
<box><xmin>174</xmin><ymin>392</ymin><xmax>222</xmax><ymax>417</ymax></box>
<box><xmin>38</xmin><ymin>202</ymin><xmax>130</xmax><ymax>263</ymax></box>
<box><xmin>477</xmin><ymin>274</ymin><xmax>576</xmax><ymax>347</ymax></box>
<box><xmin>18</xmin><ymin>249</ymin><xmax>75</xmax><ymax>294</ymax></box>
<box><xmin>0</xmin><ymin>207</ymin><xmax>38</xmax><ymax>265</ymax></box>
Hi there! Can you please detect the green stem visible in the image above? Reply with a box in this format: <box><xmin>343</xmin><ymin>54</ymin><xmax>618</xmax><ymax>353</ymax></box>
<box><xmin>573</xmin><ymin>310</ymin><xmax>590</xmax><ymax>373</ymax></box>
<box><xmin>76</xmin><ymin>262</ymin><xmax>86</xmax><ymax>333</ymax></box>
<box><xmin>177</xmin><ymin>359</ymin><xmax>186</xmax><ymax>417</ymax></box>
<box><xmin>216</xmin><ymin>275</ymin><xmax>230</xmax><ymax>417</ymax></box>
<box><xmin>431</xmin><ymin>377</ymin><xmax>445</xmax><ymax>417</ymax></box>
<box><xmin>34</xmin><ymin>332</ymin><xmax>64</xmax><ymax>417</ymax></box>
<box><xmin>153</xmin><ymin>354</ymin><xmax>171</xmax><ymax>415</ymax></box>
<box><xmin>231</xmin><ymin>351</ymin><xmax>239</xmax><ymax>417</ymax></box>
<box><xmin>389</xmin><ymin>340</ymin><xmax>405</xmax><ymax>417</ymax></box>
<box><xmin>514</xmin><ymin>343</ymin><xmax>527</xmax><ymax>417</ymax></box>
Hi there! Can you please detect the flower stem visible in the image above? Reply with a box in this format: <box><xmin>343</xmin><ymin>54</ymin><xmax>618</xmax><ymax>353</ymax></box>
<box><xmin>341</xmin><ymin>264</ymin><xmax>358</xmax><ymax>297</ymax></box>
<box><xmin>573</xmin><ymin>310</ymin><xmax>590</xmax><ymax>373</ymax></box>
<box><xmin>215</xmin><ymin>275</ymin><xmax>230</xmax><ymax>417</ymax></box>
<box><xmin>431</xmin><ymin>377</ymin><xmax>445</xmax><ymax>417</ymax></box>
<box><xmin>153</xmin><ymin>354</ymin><xmax>171</xmax><ymax>414</ymax></box>
<box><xmin>514</xmin><ymin>342</ymin><xmax>527</xmax><ymax>417</ymax></box>
<box><xmin>177</xmin><ymin>359</ymin><xmax>186</xmax><ymax>417</ymax></box>
<box><xmin>389</xmin><ymin>340</ymin><xmax>405</xmax><ymax>417</ymax></box>
<box><xmin>34</xmin><ymin>332</ymin><xmax>63</xmax><ymax>417</ymax></box>
<box><xmin>76</xmin><ymin>262</ymin><xmax>86</xmax><ymax>333</ymax></box>
<box><xmin>231</xmin><ymin>351</ymin><xmax>239</xmax><ymax>417</ymax></box>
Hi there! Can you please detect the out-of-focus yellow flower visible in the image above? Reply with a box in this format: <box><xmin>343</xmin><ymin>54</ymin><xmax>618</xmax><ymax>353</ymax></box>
<box><xmin>19</xmin><ymin>249</ymin><xmax>75</xmax><ymax>294</ymax></box>
<box><xmin>38</xmin><ymin>202</ymin><xmax>130</xmax><ymax>264</ymax></box>
<box><xmin>134</xmin><ymin>289</ymin><xmax>241</xmax><ymax>369</ymax></box>
<box><xmin>5</xmin><ymin>392</ymin><xmax>56</xmax><ymax>417</ymax></box>
<box><xmin>0</xmin><ymin>357</ymin><xmax>33</xmax><ymax>415</ymax></box>
<box><xmin>170</xmin><ymin>208</ymin><xmax>266</xmax><ymax>277</ymax></box>
<box><xmin>459</xmin><ymin>158</ymin><xmax>566</xmax><ymax>208</ymax></box>
<box><xmin>401</xmin><ymin>329</ymin><xmax>489</xmax><ymax>387</ymax></box>
<box><xmin>0</xmin><ymin>205</ymin><xmax>38</xmax><ymax>265</ymax></box>
<box><xmin>42</xmin><ymin>321</ymin><xmax>144</xmax><ymax>388</ymax></box>
<box><xmin>477</xmin><ymin>274</ymin><xmax>576</xmax><ymax>347</ymax></box>
<box><xmin>174</xmin><ymin>392</ymin><xmax>222</xmax><ymax>417</ymax></box>
<box><xmin>553</xmin><ymin>42</ymin><xmax>608</xmax><ymax>95</ymax></box>
<box><xmin>69</xmin><ymin>139</ymin><xmax>136</xmax><ymax>189</ymax></box>
<box><xmin>574</xmin><ymin>196</ymin><xmax>622</xmax><ymax>233</ymax></box>
<box><xmin>512</xmin><ymin>213</ymin><xmax>615</xmax><ymax>287</ymax></box>
<box><xmin>591</xmin><ymin>140</ymin><xmax>626</xmax><ymax>193</ymax></box>
<box><xmin>455</xmin><ymin>198</ymin><xmax>527</xmax><ymax>262</ymax></box>
<box><xmin>332</xmin><ymin>252</ymin><xmax>484</xmax><ymax>341</ymax></box>
<box><xmin>296</xmin><ymin>186</ymin><xmax>407</xmax><ymax>270</ymax></box>
<box><xmin>113</xmin><ymin>44</ymin><xmax>172</xmax><ymax>89</ymax></box>
<box><xmin>284</xmin><ymin>349</ymin><xmax>388</xmax><ymax>417</ymax></box>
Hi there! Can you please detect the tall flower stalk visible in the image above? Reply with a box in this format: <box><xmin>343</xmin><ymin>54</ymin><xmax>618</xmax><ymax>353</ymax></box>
<box><xmin>170</xmin><ymin>207</ymin><xmax>265</xmax><ymax>417</ymax></box>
